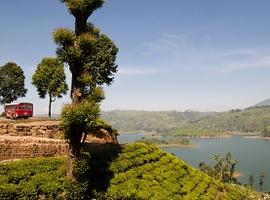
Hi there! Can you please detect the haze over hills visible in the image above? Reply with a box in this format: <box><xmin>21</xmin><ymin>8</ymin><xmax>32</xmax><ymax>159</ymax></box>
<box><xmin>34</xmin><ymin>99</ymin><xmax>270</xmax><ymax>136</ymax></box>
<box><xmin>251</xmin><ymin>98</ymin><xmax>270</xmax><ymax>108</ymax></box>
<box><xmin>101</xmin><ymin>105</ymin><xmax>270</xmax><ymax>135</ymax></box>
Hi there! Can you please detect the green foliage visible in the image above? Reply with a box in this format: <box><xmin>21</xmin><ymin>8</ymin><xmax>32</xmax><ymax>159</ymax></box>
<box><xmin>262</xmin><ymin>126</ymin><xmax>270</xmax><ymax>137</ymax></box>
<box><xmin>87</xmin><ymin>142</ymin><xmax>259</xmax><ymax>199</ymax></box>
<box><xmin>199</xmin><ymin>152</ymin><xmax>238</xmax><ymax>184</ymax></box>
<box><xmin>73</xmin><ymin>153</ymin><xmax>91</xmax><ymax>183</ymax></box>
<box><xmin>0</xmin><ymin>62</ymin><xmax>27</xmax><ymax>105</ymax></box>
<box><xmin>32</xmin><ymin>57</ymin><xmax>68</xmax><ymax>99</ymax></box>
<box><xmin>53</xmin><ymin>28</ymin><xmax>75</xmax><ymax>47</ymax></box>
<box><xmin>53</xmin><ymin>23</ymin><xmax>118</xmax><ymax>92</ymax></box>
<box><xmin>32</xmin><ymin>57</ymin><xmax>68</xmax><ymax>117</ymax></box>
<box><xmin>65</xmin><ymin>181</ymin><xmax>88</xmax><ymax>200</ymax></box>
<box><xmin>0</xmin><ymin>157</ymin><xmax>66</xmax><ymax>199</ymax></box>
<box><xmin>137</xmin><ymin>137</ymin><xmax>191</xmax><ymax>146</ymax></box>
<box><xmin>60</xmin><ymin>99</ymin><xmax>100</xmax><ymax>140</ymax></box>
<box><xmin>60</xmin><ymin>0</ymin><xmax>104</xmax><ymax>16</ymax></box>
<box><xmin>55</xmin><ymin>0</ymin><xmax>118</xmax><ymax>160</ymax></box>
<box><xmin>0</xmin><ymin>144</ymin><xmax>261</xmax><ymax>199</ymax></box>
<box><xmin>90</xmin><ymin>118</ymin><xmax>118</xmax><ymax>136</ymax></box>
<box><xmin>65</xmin><ymin>153</ymin><xmax>91</xmax><ymax>200</ymax></box>
<box><xmin>164</xmin><ymin>127</ymin><xmax>222</xmax><ymax>137</ymax></box>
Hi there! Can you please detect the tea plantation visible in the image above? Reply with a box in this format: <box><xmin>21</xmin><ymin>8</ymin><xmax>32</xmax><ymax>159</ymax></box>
<box><xmin>0</xmin><ymin>143</ymin><xmax>262</xmax><ymax>199</ymax></box>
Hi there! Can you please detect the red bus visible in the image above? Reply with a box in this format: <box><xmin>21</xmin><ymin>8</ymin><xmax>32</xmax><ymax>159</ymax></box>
<box><xmin>4</xmin><ymin>102</ymin><xmax>33</xmax><ymax>119</ymax></box>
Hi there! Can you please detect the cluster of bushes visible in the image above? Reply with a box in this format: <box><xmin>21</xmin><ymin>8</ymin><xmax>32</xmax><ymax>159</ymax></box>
<box><xmin>0</xmin><ymin>143</ymin><xmax>261</xmax><ymax>199</ymax></box>
<box><xmin>0</xmin><ymin>157</ymin><xmax>67</xmax><ymax>199</ymax></box>
<box><xmin>162</xmin><ymin>127</ymin><xmax>224</xmax><ymax>137</ymax></box>
<box><xmin>102</xmin><ymin>142</ymin><xmax>258</xmax><ymax>199</ymax></box>
<box><xmin>137</xmin><ymin>137</ymin><xmax>192</xmax><ymax>146</ymax></box>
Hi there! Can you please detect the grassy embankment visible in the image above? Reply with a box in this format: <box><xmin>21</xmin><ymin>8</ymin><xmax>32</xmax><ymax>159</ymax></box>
<box><xmin>0</xmin><ymin>142</ymin><xmax>264</xmax><ymax>199</ymax></box>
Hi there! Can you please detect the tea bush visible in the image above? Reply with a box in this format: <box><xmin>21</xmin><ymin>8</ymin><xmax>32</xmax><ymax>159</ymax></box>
<box><xmin>0</xmin><ymin>143</ymin><xmax>262</xmax><ymax>199</ymax></box>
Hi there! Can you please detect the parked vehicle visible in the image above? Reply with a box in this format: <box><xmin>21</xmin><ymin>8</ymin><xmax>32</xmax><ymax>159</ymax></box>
<box><xmin>4</xmin><ymin>102</ymin><xmax>33</xmax><ymax>119</ymax></box>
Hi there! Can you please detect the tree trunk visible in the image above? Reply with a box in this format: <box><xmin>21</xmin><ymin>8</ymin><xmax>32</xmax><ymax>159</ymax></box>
<box><xmin>48</xmin><ymin>94</ymin><xmax>52</xmax><ymax>118</ymax></box>
<box><xmin>66</xmin><ymin>149</ymin><xmax>74</xmax><ymax>179</ymax></box>
<box><xmin>66</xmin><ymin>13</ymin><xmax>89</xmax><ymax>180</ymax></box>
<box><xmin>75</xmin><ymin>14</ymin><xmax>88</xmax><ymax>36</ymax></box>
<box><xmin>219</xmin><ymin>163</ymin><xmax>225</xmax><ymax>181</ymax></box>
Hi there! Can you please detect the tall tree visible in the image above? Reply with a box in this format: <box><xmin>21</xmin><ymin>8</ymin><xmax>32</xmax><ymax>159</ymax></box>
<box><xmin>199</xmin><ymin>152</ymin><xmax>238</xmax><ymax>184</ymax></box>
<box><xmin>248</xmin><ymin>175</ymin><xmax>254</xmax><ymax>189</ymax></box>
<box><xmin>32</xmin><ymin>57</ymin><xmax>68</xmax><ymax>118</ymax></box>
<box><xmin>259</xmin><ymin>171</ymin><xmax>266</xmax><ymax>191</ymax></box>
<box><xmin>0</xmin><ymin>62</ymin><xmax>27</xmax><ymax>105</ymax></box>
<box><xmin>54</xmin><ymin>0</ymin><xmax>118</xmax><ymax>178</ymax></box>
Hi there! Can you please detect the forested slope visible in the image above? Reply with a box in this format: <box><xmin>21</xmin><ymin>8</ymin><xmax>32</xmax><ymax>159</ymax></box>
<box><xmin>101</xmin><ymin>110</ymin><xmax>215</xmax><ymax>133</ymax></box>
<box><xmin>102</xmin><ymin>107</ymin><xmax>270</xmax><ymax>135</ymax></box>
<box><xmin>192</xmin><ymin>106</ymin><xmax>270</xmax><ymax>133</ymax></box>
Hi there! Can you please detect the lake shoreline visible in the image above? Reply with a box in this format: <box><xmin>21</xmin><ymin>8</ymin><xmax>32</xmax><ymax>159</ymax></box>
<box><xmin>158</xmin><ymin>143</ymin><xmax>197</xmax><ymax>148</ymax></box>
<box><xmin>119</xmin><ymin>131</ymin><xmax>268</xmax><ymax>140</ymax></box>
<box><xmin>244</xmin><ymin>136</ymin><xmax>270</xmax><ymax>140</ymax></box>
<box><xmin>119</xmin><ymin>131</ymin><xmax>232</xmax><ymax>138</ymax></box>
<box><xmin>118</xmin><ymin>131</ymin><xmax>270</xmax><ymax>190</ymax></box>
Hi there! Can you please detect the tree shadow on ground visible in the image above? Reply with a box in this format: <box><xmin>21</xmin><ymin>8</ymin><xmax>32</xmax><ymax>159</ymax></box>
<box><xmin>84</xmin><ymin>143</ymin><xmax>123</xmax><ymax>198</ymax></box>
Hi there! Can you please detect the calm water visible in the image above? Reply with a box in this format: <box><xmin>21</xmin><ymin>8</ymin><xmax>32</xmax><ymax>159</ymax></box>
<box><xmin>118</xmin><ymin>133</ymin><xmax>270</xmax><ymax>191</ymax></box>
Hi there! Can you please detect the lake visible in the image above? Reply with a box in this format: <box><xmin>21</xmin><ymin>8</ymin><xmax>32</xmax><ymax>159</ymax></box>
<box><xmin>118</xmin><ymin>133</ymin><xmax>270</xmax><ymax>191</ymax></box>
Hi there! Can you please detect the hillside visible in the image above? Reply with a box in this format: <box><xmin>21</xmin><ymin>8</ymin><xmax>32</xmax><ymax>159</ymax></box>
<box><xmin>252</xmin><ymin>99</ymin><xmax>270</xmax><ymax>108</ymax></box>
<box><xmin>0</xmin><ymin>143</ymin><xmax>263</xmax><ymax>199</ymax></box>
<box><xmin>102</xmin><ymin>107</ymin><xmax>270</xmax><ymax>136</ymax></box>
<box><xmin>101</xmin><ymin>110</ymin><xmax>215</xmax><ymax>133</ymax></box>
<box><xmin>191</xmin><ymin>106</ymin><xmax>270</xmax><ymax>133</ymax></box>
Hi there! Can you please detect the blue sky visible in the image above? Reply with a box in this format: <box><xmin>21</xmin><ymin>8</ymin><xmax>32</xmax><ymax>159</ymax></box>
<box><xmin>1</xmin><ymin>0</ymin><xmax>270</xmax><ymax>114</ymax></box>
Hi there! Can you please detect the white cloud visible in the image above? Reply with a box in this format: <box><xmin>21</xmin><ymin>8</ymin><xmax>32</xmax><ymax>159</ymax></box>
<box><xmin>209</xmin><ymin>49</ymin><xmax>270</xmax><ymax>74</ymax></box>
<box><xmin>142</xmin><ymin>33</ymin><xmax>189</xmax><ymax>55</ymax></box>
<box><xmin>140</xmin><ymin>33</ymin><xmax>270</xmax><ymax>75</ymax></box>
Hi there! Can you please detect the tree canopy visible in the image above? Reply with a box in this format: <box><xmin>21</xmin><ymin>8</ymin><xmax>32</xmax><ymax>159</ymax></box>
<box><xmin>53</xmin><ymin>23</ymin><xmax>118</xmax><ymax>101</ymax></box>
<box><xmin>0</xmin><ymin>62</ymin><xmax>27</xmax><ymax>105</ymax></box>
<box><xmin>59</xmin><ymin>0</ymin><xmax>105</xmax><ymax>35</ymax></box>
<box><xmin>32</xmin><ymin>57</ymin><xmax>68</xmax><ymax>117</ymax></box>
<box><xmin>199</xmin><ymin>152</ymin><xmax>238</xmax><ymax>184</ymax></box>
<box><xmin>55</xmin><ymin>0</ymin><xmax>118</xmax><ymax>178</ymax></box>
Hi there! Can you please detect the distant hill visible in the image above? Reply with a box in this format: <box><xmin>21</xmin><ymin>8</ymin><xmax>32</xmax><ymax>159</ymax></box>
<box><xmin>101</xmin><ymin>110</ymin><xmax>215</xmax><ymax>133</ymax></box>
<box><xmin>102</xmin><ymin>107</ymin><xmax>270</xmax><ymax>135</ymax></box>
<box><xmin>252</xmin><ymin>98</ymin><xmax>270</xmax><ymax>108</ymax></box>
<box><xmin>191</xmin><ymin>106</ymin><xmax>270</xmax><ymax>133</ymax></box>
